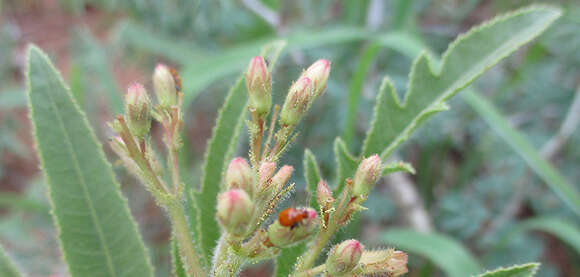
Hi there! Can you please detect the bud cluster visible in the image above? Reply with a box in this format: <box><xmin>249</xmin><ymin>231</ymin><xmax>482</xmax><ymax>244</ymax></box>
<box><xmin>109</xmin><ymin>57</ymin><xmax>407</xmax><ymax>276</ymax></box>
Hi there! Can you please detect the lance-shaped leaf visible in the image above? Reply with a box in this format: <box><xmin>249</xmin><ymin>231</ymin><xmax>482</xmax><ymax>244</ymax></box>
<box><xmin>476</xmin><ymin>263</ymin><xmax>539</xmax><ymax>277</ymax></box>
<box><xmin>0</xmin><ymin>245</ymin><xmax>23</xmax><ymax>277</ymax></box>
<box><xmin>304</xmin><ymin>149</ymin><xmax>322</xmax><ymax>210</ymax></box>
<box><xmin>333</xmin><ymin>138</ymin><xmax>359</xmax><ymax>195</ymax></box>
<box><xmin>362</xmin><ymin>5</ymin><xmax>562</xmax><ymax>158</ymax></box>
<box><xmin>189</xmin><ymin>41</ymin><xmax>286</xmax><ymax>262</ymax></box>
<box><xmin>26</xmin><ymin>46</ymin><xmax>154</xmax><ymax>277</ymax></box>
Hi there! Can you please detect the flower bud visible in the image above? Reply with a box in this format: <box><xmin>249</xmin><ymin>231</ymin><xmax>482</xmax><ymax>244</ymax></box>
<box><xmin>125</xmin><ymin>83</ymin><xmax>151</xmax><ymax>138</ymax></box>
<box><xmin>245</xmin><ymin>56</ymin><xmax>272</xmax><ymax>117</ymax></box>
<box><xmin>316</xmin><ymin>180</ymin><xmax>334</xmax><ymax>210</ymax></box>
<box><xmin>258</xmin><ymin>161</ymin><xmax>276</xmax><ymax>189</ymax></box>
<box><xmin>271</xmin><ymin>165</ymin><xmax>293</xmax><ymax>191</ymax></box>
<box><xmin>300</xmin><ymin>59</ymin><xmax>330</xmax><ymax>98</ymax></box>
<box><xmin>267</xmin><ymin>207</ymin><xmax>317</xmax><ymax>248</ymax></box>
<box><xmin>352</xmin><ymin>155</ymin><xmax>382</xmax><ymax>197</ymax></box>
<box><xmin>153</xmin><ymin>64</ymin><xmax>178</xmax><ymax>107</ymax></box>
<box><xmin>326</xmin><ymin>239</ymin><xmax>364</xmax><ymax>276</ymax></box>
<box><xmin>359</xmin><ymin>249</ymin><xmax>408</xmax><ymax>276</ymax></box>
<box><xmin>280</xmin><ymin>76</ymin><xmax>314</xmax><ymax>126</ymax></box>
<box><xmin>216</xmin><ymin>189</ymin><xmax>254</xmax><ymax>236</ymax></box>
<box><xmin>225</xmin><ymin>157</ymin><xmax>254</xmax><ymax>196</ymax></box>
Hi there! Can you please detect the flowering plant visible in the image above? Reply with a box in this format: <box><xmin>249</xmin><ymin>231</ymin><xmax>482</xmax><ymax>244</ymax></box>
<box><xmin>17</xmin><ymin>4</ymin><xmax>562</xmax><ymax>277</ymax></box>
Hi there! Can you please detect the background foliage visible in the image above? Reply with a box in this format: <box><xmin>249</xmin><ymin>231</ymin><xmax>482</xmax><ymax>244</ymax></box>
<box><xmin>0</xmin><ymin>0</ymin><xmax>579</xmax><ymax>276</ymax></box>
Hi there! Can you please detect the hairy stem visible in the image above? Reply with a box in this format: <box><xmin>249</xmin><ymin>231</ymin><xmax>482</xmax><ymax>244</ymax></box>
<box><xmin>166</xmin><ymin>200</ymin><xmax>206</xmax><ymax>277</ymax></box>
<box><xmin>212</xmin><ymin>238</ymin><xmax>245</xmax><ymax>277</ymax></box>
<box><xmin>293</xmin><ymin>186</ymin><xmax>351</xmax><ymax>273</ymax></box>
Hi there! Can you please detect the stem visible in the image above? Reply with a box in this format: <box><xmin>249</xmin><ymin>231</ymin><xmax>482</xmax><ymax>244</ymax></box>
<box><xmin>212</xmin><ymin>235</ymin><xmax>246</xmax><ymax>277</ymax></box>
<box><xmin>168</xmin><ymin>142</ymin><xmax>181</xmax><ymax>193</ymax></box>
<box><xmin>293</xmin><ymin>186</ymin><xmax>351</xmax><ymax>274</ymax></box>
<box><xmin>117</xmin><ymin>116</ymin><xmax>169</xmax><ymax>193</ymax></box>
<box><xmin>167</xmin><ymin>200</ymin><xmax>206</xmax><ymax>277</ymax></box>
<box><xmin>296</xmin><ymin>264</ymin><xmax>326</xmax><ymax>277</ymax></box>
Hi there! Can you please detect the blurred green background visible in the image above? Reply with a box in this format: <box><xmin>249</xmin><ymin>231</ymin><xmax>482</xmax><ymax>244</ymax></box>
<box><xmin>0</xmin><ymin>0</ymin><xmax>579</xmax><ymax>276</ymax></box>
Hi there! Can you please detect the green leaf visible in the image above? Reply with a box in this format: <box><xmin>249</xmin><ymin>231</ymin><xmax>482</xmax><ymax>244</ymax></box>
<box><xmin>189</xmin><ymin>41</ymin><xmax>286</xmax><ymax>262</ymax></box>
<box><xmin>112</xmin><ymin>21</ymin><xmax>206</xmax><ymax>64</ymax></box>
<box><xmin>274</xmin><ymin>243</ymin><xmax>306</xmax><ymax>277</ymax></box>
<box><xmin>476</xmin><ymin>263</ymin><xmax>539</xmax><ymax>277</ymax></box>
<box><xmin>26</xmin><ymin>45</ymin><xmax>154</xmax><ymax>277</ymax></box>
<box><xmin>0</xmin><ymin>245</ymin><xmax>23</xmax><ymax>277</ymax></box>
<box><xmin>181</xmin><ymin>27</ymin><xmax>371</xmax><ymax>105</ymax></box>
<box><xmin>382</xmin><ymin>228</ymin><xmax>481</xmax><ymax>277</ymax></box>
<box><xmin>343</xmin><ymin>43</ymin><xmax>381</xmax><ymax>147</ymax></box>
<box><xmin>462</xmin><ymin>91</ymin><xmax>580</xmax><ymax>215</ymax></box>
<box><xmin>304</xmin><ymin>149</ymin><xmax>322</xmax><ymax>211</ymax></box>
<box><xmin>383</xmin><ymin>161</ymin><xmax>416</xmax><ymax>176</ymax></box>
<box><xmin>333</xmin><ymin>138</ymin><xmax>359</xmax><ymax>195</ymax></box>
<box><xmin>171</xmin><ymin>236</ymin><xmax>186</xmax><ymax>277</ymax></box>
<box><xmin>512</xmin><ymin>217</ymin><xmax>580</xmax><ymax>254</ymax></box>
<box><xmin>362</xmin><ymin>5</ymin><xmax>562</xmax><ymax>159</ymax></box>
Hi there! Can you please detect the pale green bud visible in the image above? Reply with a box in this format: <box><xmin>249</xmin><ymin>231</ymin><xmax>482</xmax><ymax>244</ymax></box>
<box><xmin>125</xmin><ymin>83</ymin><xmax>151</xmax><ymax>138</ymax></box>
<box><xmin>352</xmin><ymin>155</ymin><xmax>382</xmax><ymax>197</ymax></box>
<box><xmin>359</xmin><ymin>249</ymin><xmax>408</xmax><ymax>276</ymax></box>
<box><xmin>216</xmin><ymin>189</ymin><xmax>254</xmax><ymax>236</ymax></box>
<box><xmin>280</xmin><ymin>76</ymin><xmax>314</xmax><ymax>126</ymax></box>
<box><xmin>153</xmin><ymin>64</ymin><xmax>178</xmax><ymax>107</ymax></box>
<box><xmin>326</xmin><ymin>239</ymin><xmax>363</xmax><ymax>276</ymax></box>
<box><xmin>300</xmin><ymin>59</ymin><xmax>330</xmax><ymax>98</ymax></box>
<box><xmin>225</xmin><ymin>157</ymin><xmax>254</xmax><ymax>196</ymax></box>
<box><xmin>245</xmin><ymin>56</ymin><xmax>272</xmax><ymax>117</ymax></box>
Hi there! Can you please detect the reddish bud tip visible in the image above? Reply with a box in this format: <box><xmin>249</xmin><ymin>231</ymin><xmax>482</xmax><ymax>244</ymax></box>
<box><xmin>225</xmin><ymin>157</ymin><xmax>254</xmax><ymax>196</ymax></box>
<box><xmin>280</xmin><ymin>76</ymin><xmax>314</xmax><ymax>126</ymax></box>
<box><xmin>153</xmin><ymin>64</ymin><xmax>177</xmax><ymax>107</ymax></box>
<box><xmin>216</xmin><ymin>189</ymin><xmax>254</xmax><ymax>236</ymax></box>
<box><xmin>245</xmin><ymin>56</ymin><xmax>272</xmax><ymax>117</ymax></box>
<box><xmin>326</xmin><ymin>239</ymin><xmax>364</xmax><ymax>275</ymax></box>
<box><xmin>353</xmin><ymin>154</ymin><xmax>382</xmax><ymax>197</ymax></box>
<box><xmin>301</xmin><ymin>59</ymin><xmax>330</xmax><ymax>98</ymax></box>
<box><xmin>125</xmin><ymin>82</ymin><xmax>151</xmax><ymax>138</ymax></box>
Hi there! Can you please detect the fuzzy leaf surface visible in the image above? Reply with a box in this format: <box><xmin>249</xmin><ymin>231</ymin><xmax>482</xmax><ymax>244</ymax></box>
<box><xmin>304</xmin><ymin>149</ymin><xmax>322</xmax><ymax>211</ymax></box>
<box><xmin>26</xmin><ymin>46</ymin><xmax>154</xmax><ymax>277</ymax></box>
<box><xmin>476</xmin><ymin>263</ymin><xmax>539</xmax><ymax>277</ymax></box>
<box><xmin>333</xmin><ymin>138</ymin><xmax>359</xmax><ymax>194</ymax></box>
<box><xmin>362</xmin><ymin>5</ymin><xmax>562</xmax><ymax>158</ymax></box>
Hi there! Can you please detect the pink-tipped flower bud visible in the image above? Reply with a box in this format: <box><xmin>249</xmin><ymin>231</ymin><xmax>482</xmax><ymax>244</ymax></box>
<box><xmin>225</xmin><ymin>157</ymin><xmax>254</xmax><ymax>196</ymax></box>
<box><xmin>259</xmin><ymin>161</ymin><xmax>277</xmax><ymax>189</ymax></box>
<box><xmin>245</xmin><ymin>56</ymin><xmax>272</xmax><ymax>117</ymax></box>
<box><xmin>153</xmin><ymin>64</ymin><xmax>178</xmax><ymax>107</ymax></box>
<box><xmin>271</xmin><ymin>165</ymin><xmax>293</xmax><ymax>190</ymax></box>
<box><xmin>326</xmin><ymin>239</ymin><xmax>364</xmax><ymax>276</ymax></box>
<box><xmin>125</xmin><ymin>83</ymin><xmax>151</xmax><ymax>138</ymax></box>
<box><xmin>280</xmin><ymin>76</ymin><xmax>314</xmax><ymax>126</ymax></box>
<box><xmin>353</xmin><ymin>155</ymin><xmax>382</xmax><ymax>197</ymax></box>
<box><xmin>301</xmin><ymin>59</ymin><xmax>330</xmax><ymax>98</ymax></box>
<box><xmin>216</xmin><ymin>189</ymin><xmax>254</xmax><ymax>236</ymax></box>
<box><xmin>359</xmin><ymin>249</ymin><xmax>408</xmax><ymax>276</ymax></box>
<box><xmin>267</xmin><ymin>207</ymin><xmax>318</xmax><ymax>248</ymax></box>
<box><xmin>316</xmin><ymin>180</ymin><xmax>334</xmax><ymax>211</ymax></box>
